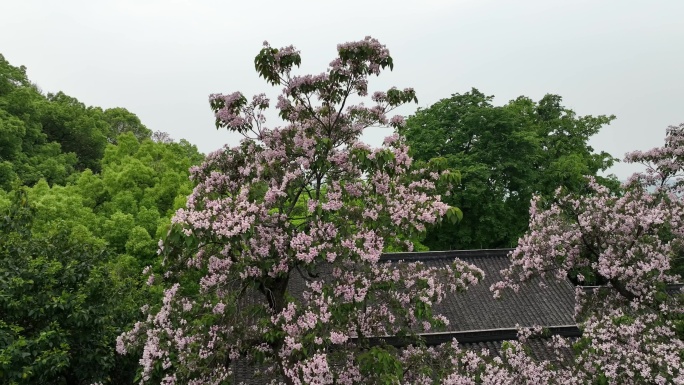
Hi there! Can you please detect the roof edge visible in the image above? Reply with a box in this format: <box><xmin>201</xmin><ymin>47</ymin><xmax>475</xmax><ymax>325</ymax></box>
<box><xmin>580</xmin><ymin>283</ymin><xmax>684</xmax><ymax>294</ymax></box>
<box><xmin>360</xmin><ymin>324</ymin><xmax>582</xmax><ymax>347</ymax></box>
<box><xmin>380</xmin><ymin>248</ymin><xmax>514</xmax><ymax>262</ymax></box>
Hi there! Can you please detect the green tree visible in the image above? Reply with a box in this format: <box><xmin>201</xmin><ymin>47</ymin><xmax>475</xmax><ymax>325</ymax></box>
<box><xmin>102</xmin><ymin>107</ymin><xmax>151</xmax><ymax>143</ymax></box>
<box><xmin>21</xmin><ymin>132</ymin><xmax>202</xmax><ymax>266</ymax></box>
<box><xmin>0</xmin><ymin>53</ymin><xmax>205</xmax><ymax>383</ymax></box>
<box><xmin>0</xmin><ymin>54</ymin><xmax>30</xmax><ymax>96</ymax></box>
<box><xmin>100</xmin><ymin>132</ymin><xmax>201</xmax><ymax>217</ymax></box>
<box><xmin>125</xmin><ymin>225</ymin><xmax>157</xmax><ymax>264</ymax></box>
<box><xmin>1</xmin><ymin>54</ymin><xmax>154</xmax><ymax>181</ymax></box>
<box><xmin>0</xmin><ymin>56</ymin><xmax>77</xmax><ymax>188</ymax></box>
<box><xmin>401</xmin><ymin>88</ymin><xmax>618</xmax><ymax>250</ymax></box>
<box><xmin>27</xmin><ymin>180</ymin><xmax>103</xmax><ymax>242</ymax></box>
<box><xmin>74</xmin><ymin>169</ymin><xmax>106</xmax><ymax>209</ymax></box>
<box><xmin>101</xmin><ymin>211</ymin><xmax>136</xmax><ymax>253</ymax></box>
<box><xmin>0</xmin><ymin>189</ymin><xmax>138</xmax><ymax>384</ymax></box>
<box><xmin>38</xmin><ymin>92</ymin><xmax>109</xmax><ymax>172</ymax></box>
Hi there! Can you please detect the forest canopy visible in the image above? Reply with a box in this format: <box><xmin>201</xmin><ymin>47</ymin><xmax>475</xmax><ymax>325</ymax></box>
<box><xmin>400</xmin><ymin>88</ymin><xmax>619</xmax><ymax>250</ymax></box>
<box><xmin>0</xmin><ymin>53</ymin><xmax>204</xmax><ymax>384</ymax></box>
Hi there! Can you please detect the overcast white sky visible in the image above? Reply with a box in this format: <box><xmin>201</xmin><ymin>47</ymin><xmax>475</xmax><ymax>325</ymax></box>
<box><xmin>2</xmin><ymin>0</ymin><xmax>683</xmax><ymax>179</ymax></box>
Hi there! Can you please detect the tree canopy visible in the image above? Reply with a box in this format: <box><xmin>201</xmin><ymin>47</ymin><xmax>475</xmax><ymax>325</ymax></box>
<box><xmin>0</xmin><ymin>189</ymin><xmax>140</xmax><ymax>384</ymax></box>
<box><xmin>400</xmin><ymin>88</ymin><xmax>618</xmax><ymax>250</ymax></box>
<box><xmin>0</xmin><ymin>53</ymin><xmax>204</xmax><ymax>384</ymax></box>
<box><xmin>0</xmin><ymin>131</ymin><xmax>204</xmax><ymax>384</ymax></box>
<box><xmin>0</xmin><ymin>54</ymin><xmax>153</xmax><ymax>188</ymax></box>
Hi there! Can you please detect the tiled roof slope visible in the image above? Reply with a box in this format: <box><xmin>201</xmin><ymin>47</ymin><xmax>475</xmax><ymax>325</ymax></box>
<box><xmin>284</xmin><ymin>249</ymin><xmax>578</xmax><ymax>338</ymax></box>
<box><xmin>381</xmin><ymin>249</ymin><xmax>577</xmax><ymax>332</ymax></box>
<box><xmin>463</xmin><ymin>337</ymin><xmax>577</xmax><ymax>364</ymax></box>
<box><xmin>229</xmin><ymin>249</ymin><xmax>579</xmax><ymax>384</ymax></box>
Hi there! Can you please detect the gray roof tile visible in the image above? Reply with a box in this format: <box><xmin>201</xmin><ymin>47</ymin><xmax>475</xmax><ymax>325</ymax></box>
<box><xmin>462</xmin><ymin>337</ymin><xmax>577</xmax><ymax>364</ymax></box>
<box><xmin>228</xmin><ymin>249</ymin><xmax>579</xmax><ymax>384</ymax></box>
<box><xmin>380</xmin><ymin>249</ymin><xmax>577</xmax><ymax>332</ymax></box>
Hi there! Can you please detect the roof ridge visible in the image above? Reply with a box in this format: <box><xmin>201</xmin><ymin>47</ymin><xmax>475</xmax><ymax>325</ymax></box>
<box><xmin>580</xmin><ymin>283</ymin><xmax>684</xmax><ymax>294</ymax></box>
<box><xmin>361</xmin><ymin>324</ymin><xmax>582</xmax><ymax>347</ymax></box>
<box><xmin>380</xmin><ymin>248</ymin><xmax>514</xmax><ymax>262</ymax></box>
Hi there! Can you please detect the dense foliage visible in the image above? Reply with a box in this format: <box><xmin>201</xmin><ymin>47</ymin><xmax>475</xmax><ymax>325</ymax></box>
<box><xmin>0</xmin><ymin>55</ymin><xmax>203</xmax><ymax>384</ymax></box>
<box><xmin>0</xmin><ymin>189</ymin><xmax>141</xmax><ymax>384</ymax></box>
<box><xmin>400</xmin><ymin>89</ymin><xmax>618</xmax><ymax>250</ymax></box>
<box><xmin>0</xmin><ymin>53</ymin><xmax>153</xmax><ymax>189</ymax></box>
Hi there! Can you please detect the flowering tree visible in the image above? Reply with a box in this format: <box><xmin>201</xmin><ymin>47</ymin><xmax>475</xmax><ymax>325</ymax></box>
<box><xmin>118</xmin><ymin>38</ymin><xmax>483</xmax><ymax>384</ymax></box>
<box><xmin>487</xmin><ymin>123</ymin><xmax>684</xmax><ymax>384</ymax></box>
<box><xmin>385</xmin><ymin>127</ymin><xmax>684</xmax><ymax>385</ymax></box>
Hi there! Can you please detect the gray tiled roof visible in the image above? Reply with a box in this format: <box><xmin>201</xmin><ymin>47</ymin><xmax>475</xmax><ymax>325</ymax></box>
<box><xmin>229</xmin><ymin>249</ymin><xmax>579</xmax><ymax>384</ymax></box>
<box><xmin>463</xmin><ymin>336</ymin><xmax>577</xmax><ymax>364</ymax></box>
<box><xmin>381</xmin><ymin>249</ymin><xmax>577</xmax><ymax>332</ymax></box>
<box><xmin>286</xmin><ymin>249</ymin><xmax>577</xmax><ymax>333</ymax></box>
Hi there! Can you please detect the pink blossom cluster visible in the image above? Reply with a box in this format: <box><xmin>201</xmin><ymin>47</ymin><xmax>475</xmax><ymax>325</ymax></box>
<box><xmin>625</xmin><ymin>122</ymin><xmax>684</xmax><ymax>189</ymax></box>
<box><xmin>396</xmin><ymin>309</ymin><xmax>684</xmax><ymax>384</ymax></box>
<box><xmin>485</xmin><ymin>124</ymin><xmax>684</xmax><ymax>384</ymax></box>
<box><xmin>398</xmin><ymin>338</ymin><xmax>578</xmax><ymax>384</ymax></box>
<box><xmin>574</xmin><ymin>306</ymin><xmax>684</xmax><ymax>383</ymax></box>
<box><xmin>491</xmin><ymin>176</ymin><xmax>682</xmax><ymax>302</ymax></box>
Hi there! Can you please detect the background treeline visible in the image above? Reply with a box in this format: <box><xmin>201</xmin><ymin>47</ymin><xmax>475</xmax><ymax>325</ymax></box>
<box><xmin>0</xmin><ymin>54</ymin><xmax>203</xmax><ymax>384</ymax></box>
<box><xmin>0</xmin><ymin>55</ymin><xmax>623</xmax><ymax>384</ymax></box>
